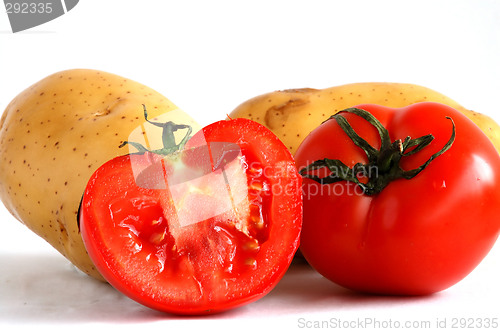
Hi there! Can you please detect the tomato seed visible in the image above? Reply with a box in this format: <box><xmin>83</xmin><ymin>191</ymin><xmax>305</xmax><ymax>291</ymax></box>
<box><xmin>249</xmin><ymin>181</ymin><xmax>263</xmax><ymax>191</ymax></box>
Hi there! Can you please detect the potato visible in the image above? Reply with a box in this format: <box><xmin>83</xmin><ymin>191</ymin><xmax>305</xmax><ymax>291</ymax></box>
<box><xmin>229</xmin><ymin>83</ymin><xmax>500</xmax><ymax>156</ymax></box>
<box><xmin>0</xmin><ymin>69</ymin><xmax>181</xmax><ymax>280</ymax></box>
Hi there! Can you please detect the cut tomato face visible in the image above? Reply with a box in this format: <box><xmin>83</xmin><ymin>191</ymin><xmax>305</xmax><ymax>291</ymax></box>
<box><xmin>79</xmin><ymin>118</ymin><xmax>302</xmax><ymax>314</ymax></box>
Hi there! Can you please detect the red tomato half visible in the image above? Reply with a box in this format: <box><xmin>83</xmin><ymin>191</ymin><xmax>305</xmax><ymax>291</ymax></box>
<box><xmin>295</xmin><ymin>102</ymin><xmax>500</xmax><ymax>295</ymax></box>
<box><xmin>80</xmin><ymin>118</ymin><xmax>302</xmax><ymax>314</ymax></box>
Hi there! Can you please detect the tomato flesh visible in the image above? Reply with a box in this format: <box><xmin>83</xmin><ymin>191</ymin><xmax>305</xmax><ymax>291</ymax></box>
<box><xmin>80</xmin><ymin>118</ymin><xmax>301</xmax><ymax>314</ymax></box>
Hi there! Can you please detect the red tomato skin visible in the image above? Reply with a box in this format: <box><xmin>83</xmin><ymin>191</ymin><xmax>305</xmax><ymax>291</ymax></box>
<box><xmin>80</xmin><ymin>118</ymin><xmax>302</xmax><ymax>314</ymax></box>
<box><xmin>295</xmin><ymin>102</ymin><xmax>500</xmax><ymax>295</ymax></box>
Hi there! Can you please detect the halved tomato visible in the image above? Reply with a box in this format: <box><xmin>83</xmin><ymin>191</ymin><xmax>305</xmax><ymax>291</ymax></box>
<box><xmin>79</xmin><ymin>118</ymin><xmax>302</xmax><ymax>314</ymax></box>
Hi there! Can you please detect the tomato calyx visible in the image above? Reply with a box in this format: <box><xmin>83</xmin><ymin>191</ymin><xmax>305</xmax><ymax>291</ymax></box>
<box><xmin>299</xmin><ymin>107</ymin><xmax>456</xmax><ymax>195</ymax></box>
<box><xmin>118</xmin><ymin>104</ymin><xmax>193</xmax><ymax>155</ymax></box>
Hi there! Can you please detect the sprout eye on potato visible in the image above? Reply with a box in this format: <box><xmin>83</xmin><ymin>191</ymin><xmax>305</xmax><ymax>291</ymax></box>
<box><xmin>229</xmin><ymin>83</ymin><xmax>500</xmax><ymax>156</ymax></box>
<box><xmin>0</xmin><ymin>69</ymin><xmax>179</xmax><ymax>280</ymax></box>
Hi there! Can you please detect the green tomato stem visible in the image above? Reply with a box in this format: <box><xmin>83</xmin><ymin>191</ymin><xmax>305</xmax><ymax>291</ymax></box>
<box><xmin>119</xmin><ymin>104</ymin><xmax>192</xmax><ymax>155</ymax></box>
<box><xmin>300</xmin><ymin>108</ymin><xmax>455</xmax><ymax>196</ymax></box>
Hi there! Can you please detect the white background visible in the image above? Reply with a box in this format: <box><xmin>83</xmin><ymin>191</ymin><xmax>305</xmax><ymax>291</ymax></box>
<box><xmin>1</xmin><ymin>1</ymin><xmax>499</xmax><ymax>331</ymax></box>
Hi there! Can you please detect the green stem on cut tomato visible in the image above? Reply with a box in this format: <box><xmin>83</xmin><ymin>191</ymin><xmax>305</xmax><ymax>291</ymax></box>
<box><xmin>299</xmin><ymin>108</ymin><xmax>455</xmax><ymax>196</ymax></box>
<box><xmin>119</xmin><ymin>104</ymin><xmax>192</xmax><ymax>155</ymax></box>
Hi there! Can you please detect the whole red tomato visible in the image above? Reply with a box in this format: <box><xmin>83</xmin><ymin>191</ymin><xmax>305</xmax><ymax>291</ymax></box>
<box><xmin>295</xmin><ymin>102</ymin><xmax>500</xmax><ymax>295</ymax></box>
<box><xmin>79</xmin><ymin>116</ymin><xmax>302</xmax><ymax>314</ymax></box>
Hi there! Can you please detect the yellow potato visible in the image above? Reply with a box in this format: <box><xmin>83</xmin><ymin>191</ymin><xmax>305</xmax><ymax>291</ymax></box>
<box><xmin>0</xmin><ymin>69</ymin><xmax>181</xmax><ymax>280</ymax></box>
<box><xmin>229</xmin><ymin>83</ymin><xmax>500</xmax><ymax>156</ymax></box>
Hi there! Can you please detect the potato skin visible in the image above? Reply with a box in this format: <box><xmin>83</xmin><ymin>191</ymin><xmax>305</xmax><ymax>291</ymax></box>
<box><xmin>0</xmin><ymin>69</ymin><xmax>179</xmax><ymax>280</ymax></box>
<box><xmin>229</xmin><ymin>83</ymin><xmax>500</xmax><ymax>155</ymax></box>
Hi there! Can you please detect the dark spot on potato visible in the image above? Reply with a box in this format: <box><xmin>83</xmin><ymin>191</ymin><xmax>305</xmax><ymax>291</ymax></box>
<box><xmin>264</xmin><ymin>98</ymin><xmax>309</xmax><ymax>130</ymax></box>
